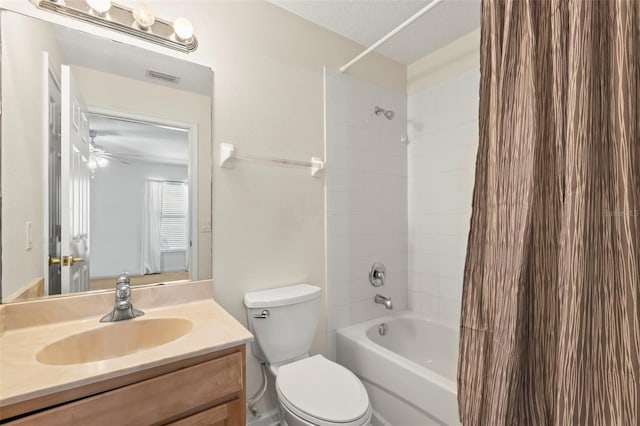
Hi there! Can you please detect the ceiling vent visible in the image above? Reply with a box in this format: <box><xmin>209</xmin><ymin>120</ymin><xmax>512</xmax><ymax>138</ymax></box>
<box><xmin>146</xmin><ymin>69</ymin><xmax>180</xmax><ymax>84</ymax></box>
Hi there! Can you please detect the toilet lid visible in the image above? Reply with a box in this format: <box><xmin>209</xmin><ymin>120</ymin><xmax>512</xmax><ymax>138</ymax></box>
<box><xmin>276</xmin><ymin>355</ymin><xmax>370</xmax><ymax>424</ymax></box>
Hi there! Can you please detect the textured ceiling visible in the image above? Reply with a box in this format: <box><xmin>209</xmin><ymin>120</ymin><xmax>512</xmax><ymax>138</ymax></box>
<box><xmin>269</xmin><ymin>0</ymin><xmax>481</xmax><ymax>64</ymax></box>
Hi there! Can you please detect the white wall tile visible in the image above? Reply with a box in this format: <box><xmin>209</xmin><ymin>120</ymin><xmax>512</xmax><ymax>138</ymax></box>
<box><xmin>439</xmin><ymin>298</ymin><xmax>462</xmax><ymax>325</ymax></box>
<box><xmin>407</xmin><ymin>290</ymin><xmax>422</xmax><ymax>311</ymax></box>
<box><xmin>327</xmin><ymin>280</ymin><xmax>350</xmax><ymax>308</ymax></box>
<box><xmin>439</xmin><ymin>277</ymin><xmax>463</xmax><ymax>302</ymax></box>
<box><xmin>327</xmin><ymin>214</ymin><xmax>349</xmax><ymax>238</ymax></box>
<box><xmin>421</xmin><ymin>293</ymin><xmax>439</xmax><ymax>317</ymax></box>
<box><xmin>326</xmin><ymin>73</ymin><xmax>408</xmax><ymax>335</ymax></box>
<box><xmin>327</xmin><ymin>259</ymin><xmax>349</xmax><ymax>285</ymax></box>
<box><xmin>421</xmin><ymin>275</ymin><xmax>439</xmax><ymax>296</ymax></box>
<box><xmin>406</xmin><ymin>64</ymin><xmax>479</xmax><ymax>326</ymax></box>
<box><xmin>327</xmin><ymin>305</ymin><xmax>351</xmax><ymax>332</ymax></box>
<box><xmin>327</xmin><ymin>64</ymin><xmax>477</xmax><ymax>333</ymax></box>
<box><xmin>327</xmin><ymin>191</ymin><xmax>349</xmax><ymax>215</ymax></box>
<box><xmin>329</xmin><ymin>237</ymin><xmax>353</xmax><ymax>262</ymax></box>
<box><xmin>438</xmin><ymin>235</ymin><xmax>459</xmax><ymax>258</ymax></box>
<box><xmin>408</xmin><ymin>271</ymin><xmax>421</xmax><ymax>292</ymax></box>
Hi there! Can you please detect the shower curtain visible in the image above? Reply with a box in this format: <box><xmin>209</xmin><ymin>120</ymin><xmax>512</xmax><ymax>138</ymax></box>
<box><xmin>458</xmin><ymin>0</ymin><xmax>640</xmax><ymax>425</ymax></box>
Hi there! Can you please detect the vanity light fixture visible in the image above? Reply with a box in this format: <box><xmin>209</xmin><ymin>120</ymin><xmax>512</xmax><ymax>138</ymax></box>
<box><xmin>32</xmin><ymin>0</ymin><xmax>198</xmax><ymax>53</ymax></box>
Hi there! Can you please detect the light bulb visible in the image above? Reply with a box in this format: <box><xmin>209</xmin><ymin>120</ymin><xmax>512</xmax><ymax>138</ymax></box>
<box><xmin>88</xmin><ymin>156</ymin><xmax>98</xmax><ymax>170</ymax></box>
<box><xmin>173</xmin><ymin>17</ymin><xmax>194</xmax><ymax>42</ymax></box>
<box><xmin>86</xmin><ymin>0</ymin><xmax>111</xmax><ymax>15</ymax></box>
<box><xmin>96</xmin><ymin>157</ymin><xmax>109</xmax><ymax>168</ymax></box>
<box><xmin>132</xmin><ymin>3</ymin><xmax>155</xmax><ymax>30</ymax></box>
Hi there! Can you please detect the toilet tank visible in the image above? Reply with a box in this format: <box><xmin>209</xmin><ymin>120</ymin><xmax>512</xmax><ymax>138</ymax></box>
<box><xmin>244</xmin><ymin>284</ymin><xmax>321</xmax><ymax>366</ymax></box>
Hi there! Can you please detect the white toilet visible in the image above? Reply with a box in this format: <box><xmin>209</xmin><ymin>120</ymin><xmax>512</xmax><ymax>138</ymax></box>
<box><xmin>244</xmin><ymin>284</ymin><xmax>372</xmax><ymax>426</ymax></box>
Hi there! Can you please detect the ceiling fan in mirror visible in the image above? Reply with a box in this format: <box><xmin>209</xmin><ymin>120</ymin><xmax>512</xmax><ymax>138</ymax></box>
<box><xmin>88</xmin><ymin>129</ymin><xmax>142</xmax><ymax>175</ymax></box>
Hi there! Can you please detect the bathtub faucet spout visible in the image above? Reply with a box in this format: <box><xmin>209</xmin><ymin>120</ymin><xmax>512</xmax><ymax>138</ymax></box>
<box><xmin>375</xmin><ymin>294</ymin><xmax>393</xmax><ymax>310</ymax></box>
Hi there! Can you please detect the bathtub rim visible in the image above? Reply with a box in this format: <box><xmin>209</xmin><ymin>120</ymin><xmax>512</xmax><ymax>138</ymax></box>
<box><xmin>336</xmin><ymin>310</ymin><xmax>459</xmax><ymax>395</ymax></box>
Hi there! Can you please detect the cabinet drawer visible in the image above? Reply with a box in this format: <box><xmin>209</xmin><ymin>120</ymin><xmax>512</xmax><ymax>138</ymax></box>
<box><xmin>8</xmin><ymin>352</ymin><xmax>243</xmax><ymax>426</ymax></box>
<box><xmin>167</xmin><ymin>399</ymin><xmax>241</xmax><ymax>426</ymax></box>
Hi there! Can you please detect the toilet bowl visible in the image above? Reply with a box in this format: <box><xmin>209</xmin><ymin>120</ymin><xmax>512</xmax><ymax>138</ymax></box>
<box><xmin>276</xmin><ymin>355</ymin><xmax>371</xmax><ymax>426</ymax></box>
<box><xmin>244</xmin><ymin>284</ymin><xmax>372</xmax><ymax>426</ymax></box>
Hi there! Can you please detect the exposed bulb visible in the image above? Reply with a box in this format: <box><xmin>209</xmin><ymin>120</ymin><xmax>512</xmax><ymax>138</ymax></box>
<box><xmin>88</xmin><ymin>156</ymin><xmax>98</xmax><ymax>171</ymax></box>
<box><xmin>86</xmin><ymin>0</ymin><xmax>111</xmax><ymax>15</ymax></box>
<box><xmin>96</xmin><ymin>156</ymin><xmax>109</xmax><ymax>168</ymax></box>
<box><xmin>173</xmin><ymin>17</ymin><xmax>194</xmax><ymax>42</ymax></box>
<box><xmin>132</xmin><ymin>3</ymin><xmax>155</xmax><ymax>30</ymax></box>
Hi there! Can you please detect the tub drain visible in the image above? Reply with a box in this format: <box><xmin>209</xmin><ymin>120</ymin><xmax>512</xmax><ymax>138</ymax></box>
<box><xmin>379</xmin><ymin>323</ymin><xmax>388</xmax><ymax>336</ymax></box>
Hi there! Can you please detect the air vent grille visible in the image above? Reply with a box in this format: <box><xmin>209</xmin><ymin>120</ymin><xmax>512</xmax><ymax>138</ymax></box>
<box><xmin>146</xmin><ymin>70</ymin><xmax>180</xmax><ymax>84</ymax></box>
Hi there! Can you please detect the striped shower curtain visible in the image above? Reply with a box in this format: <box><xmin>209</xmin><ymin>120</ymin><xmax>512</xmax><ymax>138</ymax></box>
<box><xmin>457</xmin><ymin>0</ymin><xmax>640</xmax><ymax>425</ymax></box>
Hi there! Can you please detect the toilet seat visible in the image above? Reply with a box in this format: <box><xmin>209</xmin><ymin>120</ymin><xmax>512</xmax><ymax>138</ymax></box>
<box><xmin>276</xmin><ymin>355</ymin><xmax>371</xmax><ymax>426</ymax></box>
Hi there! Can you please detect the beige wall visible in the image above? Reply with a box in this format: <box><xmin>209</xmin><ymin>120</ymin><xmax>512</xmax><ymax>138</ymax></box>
<box><xmin>197</xmin><ymin>2</ymin><xmax>405</xmax><ymax>414</ymax></box>
<box><xmin>1</xmin><ymin>0</ymin><xmax>406</xmax><ymax>416</ymax></box>
<box><xmin>71</xmin><ymin>66</ymin><xmax>212</xmax><ymax>281</ymax></box>
<box><xmin>1</xmin><ymin>12</ymin><xmax>65</xmax><ymax>300</ymax></box>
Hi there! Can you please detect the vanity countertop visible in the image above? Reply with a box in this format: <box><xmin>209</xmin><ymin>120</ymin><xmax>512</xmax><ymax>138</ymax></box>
<box><xmin>0</xmin><ymin>280</ymin><xmax>253</xmax><ymax>415</ymax></box>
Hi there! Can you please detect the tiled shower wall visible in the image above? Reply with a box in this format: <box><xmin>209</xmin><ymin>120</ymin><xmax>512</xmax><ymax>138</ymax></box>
<box><xmin>324</xmin><ymin>69</ymin><xmax>408</xmax><ymax>360</ymax></box>
<box><xmin>406</xmin><ymin>67</ymin><xmax>480</xmax><ymax>325</ymax></box>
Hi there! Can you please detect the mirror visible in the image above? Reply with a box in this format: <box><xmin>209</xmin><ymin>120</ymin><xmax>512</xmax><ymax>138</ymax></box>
<box><xmin>0</xmin><ymin>10</ymin><xmax>213</xmax><ymax>302</ymax></box>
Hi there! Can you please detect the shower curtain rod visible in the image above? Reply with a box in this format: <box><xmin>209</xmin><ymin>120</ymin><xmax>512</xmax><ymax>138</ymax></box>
<box><xmin>340</xmin><ymin>0</ymin><xmax>445</xmax><ymax>73</ymax></box>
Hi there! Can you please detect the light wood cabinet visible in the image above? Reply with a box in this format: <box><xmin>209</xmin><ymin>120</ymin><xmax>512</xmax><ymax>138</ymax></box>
<box><xmin>167</xmin><ymin>400</ymin><xmax>242</xmax><ymax>426</ymax></box>
<box><xmin>2</xmin><ymin>345</ymin><xmax>246</xmax><ymax>426</ymax></box>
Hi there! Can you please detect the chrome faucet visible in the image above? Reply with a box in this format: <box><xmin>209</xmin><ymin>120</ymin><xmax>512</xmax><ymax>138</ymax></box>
<box><xmin>374</xmin><ymin>294</ymin><xmax>393</xmax><ymax>310</ymax></box>
<box><xmin>100</xmin><ymin>273</ymin><xmax>145</xmax><ymax>322</ymax></box>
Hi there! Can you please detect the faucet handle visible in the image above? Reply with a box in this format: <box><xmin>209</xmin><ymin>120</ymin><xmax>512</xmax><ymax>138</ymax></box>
<box><xmin>115</xmin><ymin>284</ymin><xmax>131</xmax><ymax>300</ymax></box>
<box><xmin>117</xmin><ymin>272</ymin><xmax>130</xmax><ymax>283</ymax></box>
<box><xmin>369</xmin><ymin>262</ymin><xmax>386</xmax><ymax>287</ymax></box>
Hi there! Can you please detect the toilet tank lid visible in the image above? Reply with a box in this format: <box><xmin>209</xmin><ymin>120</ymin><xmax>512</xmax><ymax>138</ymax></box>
<box><xmin>244</xmin><ymin>284</ymin><xmax>321</xmax><ymax>308</ymax></box>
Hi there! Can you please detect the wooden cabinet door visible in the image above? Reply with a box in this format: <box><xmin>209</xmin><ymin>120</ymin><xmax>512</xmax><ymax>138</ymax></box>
<box><xmin>5</xmin><ymin>353</ymin><xmax>243</xmax><ymax>426</ymax></box>
<box><xmin>167</xmin><ymin>400</ymin><xmax>242</xmax><ymax>426</ymax></box>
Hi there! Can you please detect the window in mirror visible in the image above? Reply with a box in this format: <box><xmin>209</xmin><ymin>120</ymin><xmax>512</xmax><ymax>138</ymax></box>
<box><xmin>160</xmin><ymin>181</ymin><xmax>189</xmax><ymax>253</ymax></box>
<box><xmin>88</xmin><ymin>114</ymin><xmax>191</xmax><ymax>292</ymax></box>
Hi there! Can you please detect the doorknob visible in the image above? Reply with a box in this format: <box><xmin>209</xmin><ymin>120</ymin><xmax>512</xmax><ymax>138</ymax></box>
<box><xmin>52</xmin><ymin>256</ymin><xmax>85</xmax><ymax>267</ymax></box>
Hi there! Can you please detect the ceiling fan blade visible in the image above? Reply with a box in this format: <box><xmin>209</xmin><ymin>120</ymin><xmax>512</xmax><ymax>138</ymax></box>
<box><xmin>92</xmin><ymin>129</ymin><xmax>123</xmax><ymax>136</ymax></box>
<box><xmin>108</xmin><ymin>152</ymin><xmax>145</xmax><ymax>157</ymax></box>
<box><xmin>100</xmin><ymin>152</ymin><xmax>142</xmax><ymax>159</ymax></box>
<box><xmin>95</xmin><ymin>153</ymin><xmax>131</xmax><ymax>164</ymax></box>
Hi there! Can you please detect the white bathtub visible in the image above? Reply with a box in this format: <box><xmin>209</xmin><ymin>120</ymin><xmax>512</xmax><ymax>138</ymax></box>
<box><xmin>336</xmin><ymin>311</ymin><xmax>460</xmax><ymax>426</ymax></box>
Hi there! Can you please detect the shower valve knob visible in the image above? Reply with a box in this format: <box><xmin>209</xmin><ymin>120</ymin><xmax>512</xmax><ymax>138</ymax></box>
<box><xmin>369</xmin><ymin>262</ymin><xmax>386</xmax><ymax>287</ymax></box>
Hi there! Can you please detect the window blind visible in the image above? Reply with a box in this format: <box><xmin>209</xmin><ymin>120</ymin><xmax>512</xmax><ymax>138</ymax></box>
<box><xmin>160</xmin><ymin>181</ymin><xmax>188</xmax><ymax>251</ymax></box>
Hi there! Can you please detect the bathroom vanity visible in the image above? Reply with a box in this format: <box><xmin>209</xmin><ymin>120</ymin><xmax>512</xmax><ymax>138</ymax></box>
<box><xmin>0</xmin><ymin>281</ymin><xmax>253</xmax><ymax>425</ymax></box>
<box><xmin>3</xmin><ymin>347</ymin><xmax>245</xmax><ymax>425</ymax></box>
<box><xmin>0</xmin><ymin>7</ymin><xmax>252</xmax><ymax>425</ymax></box>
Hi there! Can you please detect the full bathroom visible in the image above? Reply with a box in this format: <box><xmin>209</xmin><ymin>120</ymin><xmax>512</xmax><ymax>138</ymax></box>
<box><xmin>1</xmin><ymin>1</ymin><xmax>638</xmax><ymax>426</ymax></box>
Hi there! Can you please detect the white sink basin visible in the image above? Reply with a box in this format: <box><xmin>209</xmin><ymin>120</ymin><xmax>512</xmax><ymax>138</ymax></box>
<box><xmin>36</xmin><ymin>318</ymin><xmax>193</xmax><ymax>365</ymax></box>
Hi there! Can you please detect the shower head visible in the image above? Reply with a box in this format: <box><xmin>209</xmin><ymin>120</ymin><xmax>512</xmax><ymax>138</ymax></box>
<box><xmin>374</xmin><ymin>106</ymin><xmax>395</xmax><ymax>120</ymax></box>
